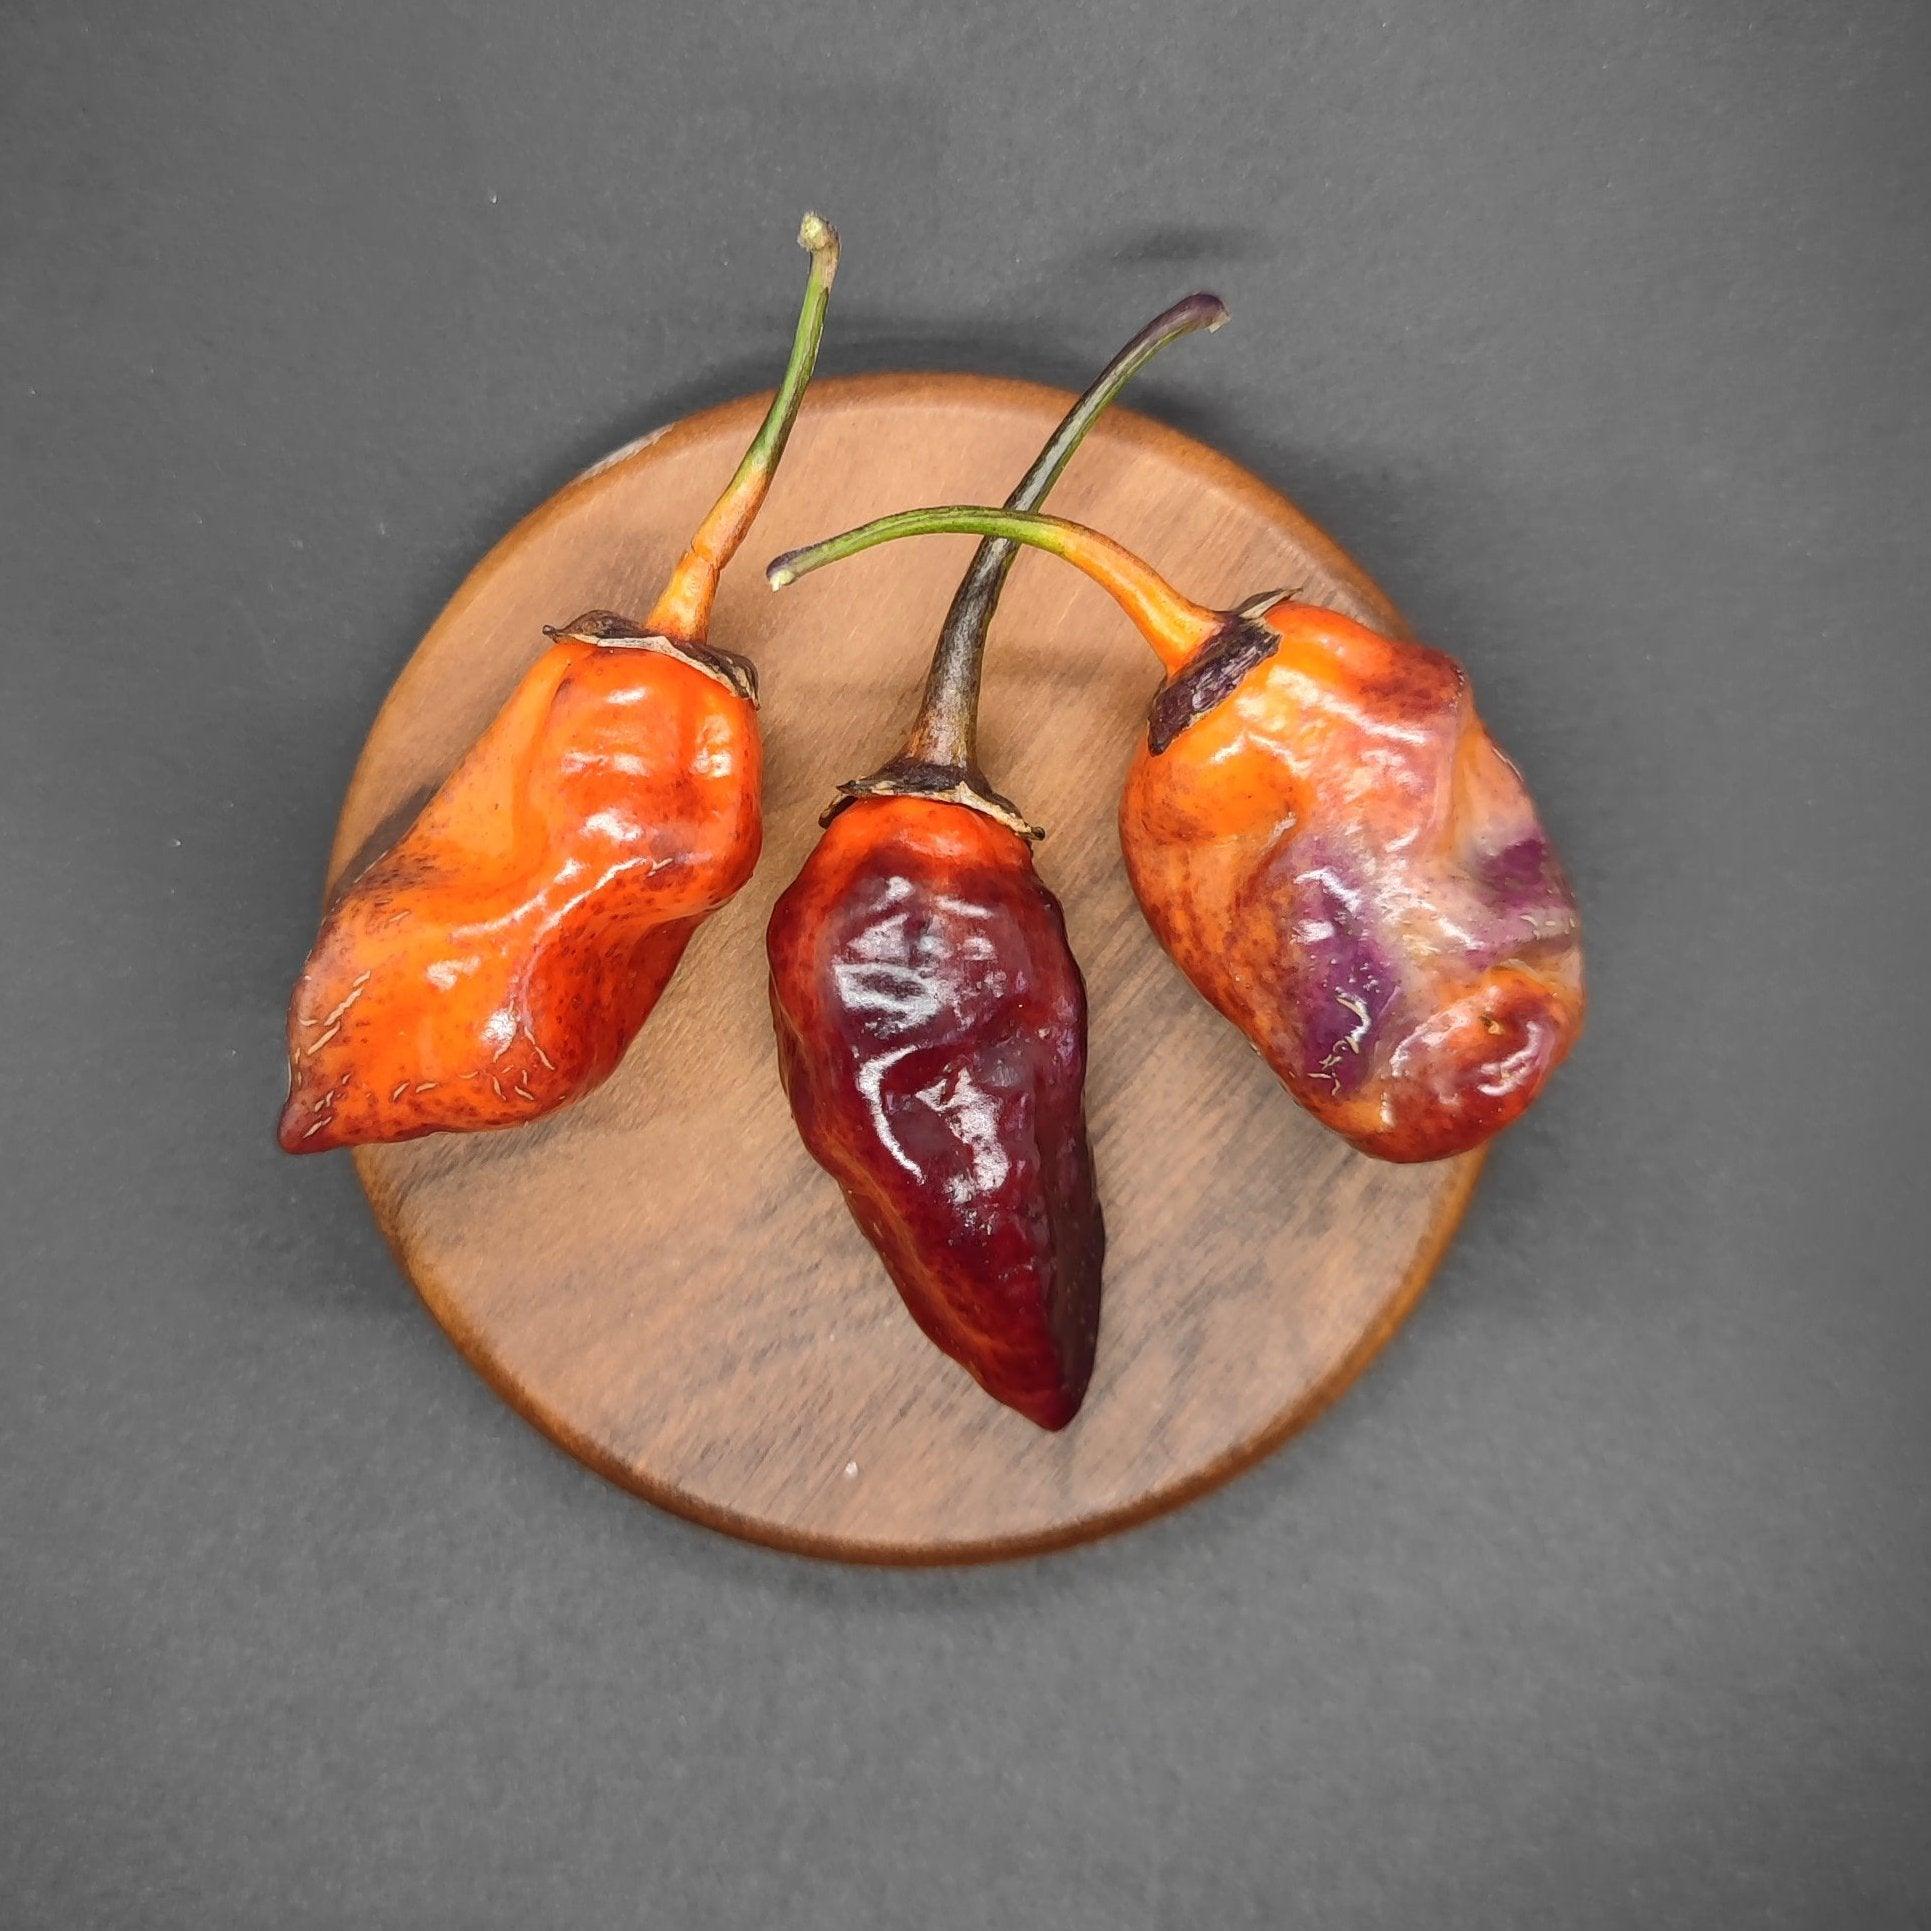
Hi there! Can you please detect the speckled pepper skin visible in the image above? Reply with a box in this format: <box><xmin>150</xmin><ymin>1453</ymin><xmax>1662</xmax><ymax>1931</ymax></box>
<box><xmin>280</xmin><ymin>625</ymin><xmax>760</xmax><ymax>1152</ymax></box>
<box><xmin>768</xmin><ymin>798</ymin><xmax>1103</xmax><ymax>1430</ymax></box>
<box><xmin>1121</xmin><ymin>598</ymin><xmax>1583</xmax><ymax>1162</ymax></box>
<box><xmin>280</xmin><ymin>213</ymin><xmax>836</xmax><ymax>1153</ymax></box>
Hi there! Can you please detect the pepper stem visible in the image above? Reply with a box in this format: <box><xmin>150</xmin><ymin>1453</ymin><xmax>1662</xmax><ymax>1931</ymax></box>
<box><xmin>902</xmin><ymin>292</ymin><xmax>1227</xmax><ymax>770</ymax></box>
<box><xmin>643</xmin><ymin>213</ymin><xmax>839</xmax><ymax>640</ymax></box>
<box><xmin>769</xmin><ymin>506</ymin><xmax>1225</xmax><ymax>672</ymax></box>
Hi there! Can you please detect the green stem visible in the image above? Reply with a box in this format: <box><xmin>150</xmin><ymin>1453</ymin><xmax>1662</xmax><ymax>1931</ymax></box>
<box><xmin>770</xmin><ymin>505</ymin><xmax>1225</xmax><ymax>672</ymax></box>
<box><xmin>645</xmin><ymin>212</ymin><xmax>839</xmax><ymax>639</ymax></box>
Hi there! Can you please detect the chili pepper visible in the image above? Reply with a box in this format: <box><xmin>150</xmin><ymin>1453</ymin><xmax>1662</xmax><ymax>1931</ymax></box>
<box><xmin>766</xmin><ymin>295</ymin><xmax>1227</xmax><ymax>1427</ymax></box>
<box><xmin>279</xmin><ymin>214</ymin><xmax>838</xmax><ymax>1153</ymax></box>
<box><xmin>769</xmin><ymin>502</ymin><xmax>1584</xmax><ymax>1164</ymax></box>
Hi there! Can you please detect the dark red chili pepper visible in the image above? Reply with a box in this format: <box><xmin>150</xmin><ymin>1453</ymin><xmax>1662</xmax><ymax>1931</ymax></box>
<box><xmin>768</xmin><ymin>500</ymin><xmax>1584</xmax><ymax>1165</ymax></box>
<box><xmin>280</xmin><ymin>215</ymin><xmax>837</xmax><ymax>1152</ymax></box>
<box><xmin>766</xmin><ymin>295</ymin><xmax>1226</xmax><ymax>1427</ymax></box>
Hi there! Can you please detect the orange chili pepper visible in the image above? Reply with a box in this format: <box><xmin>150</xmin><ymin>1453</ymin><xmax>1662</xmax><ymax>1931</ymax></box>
<box><xmin>768</xmin><ymin>295</ymin><xmax>1225</xmax><ymax>1428</ymax></box>
<box><xmin>280</xmin><ymin>214</ymin><xmax>838</xmax><ymax>1153</ymax></box>
<box><xmin>769</xmin><ymin>502</ymin><xmax>1584</xmax><ymax>1163</ymax></box>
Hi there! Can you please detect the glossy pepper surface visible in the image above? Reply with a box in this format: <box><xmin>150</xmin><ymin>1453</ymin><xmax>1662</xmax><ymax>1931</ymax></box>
<box><xmin>770</xmin><ymin>799</ymin><xmax>1103</xmax><ymax>1429</ymax></box>
<box><xmin>767</xmin><ymin>295</ymin><xmax>1225</xmax><ymax>1425</ymax></box>
<box><xmin>769</xmin><ymin>504</ymin><xmax>1584</xmax><ymax>1164</ymax></box>
<box><xmin>280</xmin><ymin>214</ymin><xmax>837</xmax><ymax>1153</ymax></box>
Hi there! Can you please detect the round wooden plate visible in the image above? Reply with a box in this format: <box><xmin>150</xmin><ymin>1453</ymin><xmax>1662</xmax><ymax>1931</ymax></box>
<box><xmin>335</xmin><ymin>373</ymin><xmax>1483</xmax><ymax>1564</ymax></box>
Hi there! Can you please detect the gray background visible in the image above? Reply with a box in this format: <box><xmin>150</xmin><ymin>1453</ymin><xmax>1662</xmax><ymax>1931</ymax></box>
<box><xmin>4</xmin><ymin>0</ymin><xmax>1927</xmax><ymax>1923</ymax></box>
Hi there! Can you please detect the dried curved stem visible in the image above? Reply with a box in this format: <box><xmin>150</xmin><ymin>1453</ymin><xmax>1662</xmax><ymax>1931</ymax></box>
<box><xmin>904</xmin><ymin>292</ymin><xmax>1227</xmax><ymax>768</ymax></box>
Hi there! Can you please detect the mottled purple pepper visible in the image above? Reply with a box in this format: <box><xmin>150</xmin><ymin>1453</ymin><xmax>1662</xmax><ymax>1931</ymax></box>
<box><xmin>769</xmin><ymin>507</ymin><xmax>1584</xmax><ymax>1164</ymax></box>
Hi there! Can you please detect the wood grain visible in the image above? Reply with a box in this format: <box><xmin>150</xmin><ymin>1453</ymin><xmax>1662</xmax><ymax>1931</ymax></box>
<box><xmin>334</xmin><ymin>373</ymin><xmax>1484</xmax><ymax>1564</ymax></box>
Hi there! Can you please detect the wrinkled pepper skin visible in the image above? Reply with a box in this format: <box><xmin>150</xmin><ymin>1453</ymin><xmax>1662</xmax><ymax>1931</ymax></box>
<box><xmin>770</xmin><ymin>503</ymin><xmax>1586</xmax><ymax>1164</ymax></box>
<box><xmin>1122</xmin><ymin>599</ymin><xmax>1583</xmax><ymax>1162</ymax></box>
<box><xmin>767</xmin><ymin>798</ymin><xmax>1104</xmax><ymax>1430</ymax></box>
<box><xmin>280</xmin><ymin>625</ymin><xmax>760</xmax><ymax>1152</ymax></box>
<box><xmin>280</xmin><ymin>212</ymin><xmax>836</xmax><ymax>1154</ymax></box>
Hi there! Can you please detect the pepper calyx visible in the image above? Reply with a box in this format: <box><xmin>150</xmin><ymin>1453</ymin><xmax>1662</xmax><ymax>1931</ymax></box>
<box><xmin>824</xmin><ymin>756</ymin><xmax>1044</xmax><ymax>841</ymax></box>
<box><xmin>545</xmin><ymin>611</ymin><xmax>759</xmax><ymax>706</ymax></box>
<box><xmin>1144</xmin><ymin>602</ymin><xmax>1289</xmax><ymax>754</ymax></box>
